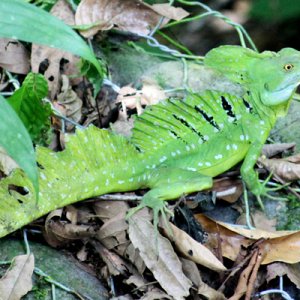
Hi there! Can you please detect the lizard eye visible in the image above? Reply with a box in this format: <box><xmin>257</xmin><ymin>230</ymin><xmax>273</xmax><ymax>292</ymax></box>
<box><xmin>284</xmin><ymin>63</ymin><xmax>294</xmax><ymax>71</ymax></box>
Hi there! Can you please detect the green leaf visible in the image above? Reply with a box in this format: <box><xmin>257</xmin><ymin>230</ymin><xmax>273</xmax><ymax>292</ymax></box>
<box><xmin>0</xmin><ymin>95</ymin><xmax>38</xmax><ymax>198</ymax></box>
<box><xmin>0</xmin><ymin>0</ymin><xmax>104</xmax><ymax>77</ymax></box>
<box><xmin>8</xmin><ymin>73</ymin><xmax>52</xmax><ymax>145</ymax></box>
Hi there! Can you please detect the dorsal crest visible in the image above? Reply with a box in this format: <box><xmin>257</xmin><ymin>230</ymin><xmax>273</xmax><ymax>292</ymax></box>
<box><xmin>131</xmin><ymin>90</ymin><xmax>254</xmax><ymax>153</ymax></box>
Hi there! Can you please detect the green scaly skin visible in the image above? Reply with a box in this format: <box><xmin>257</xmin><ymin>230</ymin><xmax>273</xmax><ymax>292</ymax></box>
<box><xmin>1</xmin><ymin>46</ymin><xmax>300</xmax><ymax>237</ymax></box>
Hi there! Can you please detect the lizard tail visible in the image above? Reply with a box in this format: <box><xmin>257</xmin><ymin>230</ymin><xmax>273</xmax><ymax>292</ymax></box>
<box><xmin>0</xmin><ymin>125</ymin><xmax>140</xmax><ymax>238</ymax></box>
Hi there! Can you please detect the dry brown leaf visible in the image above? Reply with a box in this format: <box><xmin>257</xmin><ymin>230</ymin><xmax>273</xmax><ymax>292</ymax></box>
<box><xmin>196</xmin><ymin>214</ymin><xmax>300</xmax><ymax>265</ymax></box>
<box><xmin>0</xmin><ymin>254</ymin><xmax>34</xmax><ymax>300</ymax></box>
<box><xmin>262</xmin><ymin>143</ymin><xmax>296</xmax><ymax>158</ymax></box>
<box><xmin>56</xmin><ymin>75</ymin><xmax>83</xmax><ymax>127</ymax></box>
<box><xmin>92</xmin><ymin>240</ymin><xmax>131</xmax><ymax>276</ymax></box>
<box><xmin>213</xmin><ymin>178</ymin><xmax>243</xmax><ymax>203</ymax></box>
<box><xmin>93</xmin><ymin>200</ymin><xmax>130</xmax><ymax>220</ymax></box>
<box><xmin>181</xmin><ymin>258</ymin><xmax>226</xmax><ymax>299</ymax></box>
<box><xmin>151</xmin><ymin>4</ymin><xmax>189</xmax><ymax>21</ymax></box>
<box><xmin>75</xmin><ymin>0</ymin><xmax>170</xmax><ymax>38</ymax></box>
<box><xmin>128</xmin><ymin>215</ymin><xmax>192</xmax><ymax>300</ymax></box>
<box><xmin>163</xmin><ymin>222</ymin><xmax>226</xmax><ymax>272</ymax></box>
<box><xmin>267</xmin><ymin>262</ymin><xmax>300</xmax><ymax>289</ymax></box>
<box><xmin>116</xmin><ymin>81</ymin><xmax>166</xmax><ymax>117</ymax></box>
<box><xmin>236</xmin><ymin>210</ymin><xmax>277</xmax><ymax>232</ymax></box>
<box><xmin>0</xmin><ymin>38</ymin><xmax>30</xmax><ymax>74</ymax></box>
<box><xmin>110</xmin><ymin>110</ymin><xmax>134</xmax><ymax>137</ymax></box>
<box><xmin>31</xmin><ymin>0</ymin><xmax>81</xmax><ymax>99</ymax></box>
<box><xmin>259</xmin><ymin>153</ymin><xmax>300</xmax><ymax>181</ymax></box>
<box><xmin>44</xmin><ymin>208</ymin><xmax>97</xmax><ymax>247</ymax></box>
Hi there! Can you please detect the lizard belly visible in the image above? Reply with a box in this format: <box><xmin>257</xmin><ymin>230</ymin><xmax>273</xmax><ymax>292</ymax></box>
<box><xmin>148</xmin><ymin>140</ymin><xmax>250</xmax><ymax>178</ymax></box>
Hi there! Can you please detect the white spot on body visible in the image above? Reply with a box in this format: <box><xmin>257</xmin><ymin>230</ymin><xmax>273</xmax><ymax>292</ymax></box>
<box><xmin>198</xmin><ymin>162</ymin><xmax>203</xmax><ymax>167</ymax></box>
<box><xmin>159</xmin><ymin>156</ymin><xmax>167</xmax><ymax>163</ymax></box>
<box><xmin>171</xmin><ymin>152</ymin><xmax>176</xmax><ymax>157</ymax></box>
<box><xmin>205</xmin><ymin>162</ymin><xmax>212</xmax><ymax>167</ymax></box>
<box><xmin>94</xmin><ymin>186</ymin><xmax>99</xmax><ymax>191</ymax></box>
<box><xmin>40</xmin><ymin>173</ymin><xmax>46</xmax><ymax>180</ymax></box>
<box><xmin>232</xmin><ymin>144</ymin><xmax>238</xmax><ymax>150</ymax></box>
<box><xmin>105</xmin><ymin>179</ymin><xmax>110</xmax><ymax>186</ymax></box>
<box><xmin>129</xmin><ymin>178</ymin><xmax>134</xmax><ymax>182</ymax></box>
<box><xmin>191</xmin><ymin>144</ymin><xmax>196</xmax><ymax>149</ymax></box>
<box><xmin>240</xmin><ymin>135</ymin><xmax>245</xmax><ymax>141</ymax></box>
<box><xmin>102</xmin><ymin>170</ymin><xmax>107</xmax><ymax>175</ymax></box>
<box><xmin>203</xmin><ymin>135</ymin><xmax>209</xmax><ymax>141</ymax></box>
<box><xmin>84</xmin><ymin>188</ymin><xmax>88</xmax><ymax>192</ymax></box>
<box><xmin>186</xmin><ymin>145</ymin><xmax>190</xmax><ymax>151</ymax></box>
<box><xmin>260</xmin><ymin>120</ymin><xmax>265</xmax><ymax>125</ymax></box>
<box><xmin>187</xmin><ymin>167</ymin><xmax>197</xmax><ymax>171</ymax></box>
<box><xmin>226</xmin><ymin>145</ymin><xmax>231</xmax><ymax>150</ymax></box>
<box><xmin>215</xmin><ymin>154</ymin><xmax>223</xmax><ymax>160</ymax></box>
<box><xmin>118</xmin><ymin>180</ymin><xmax>125</xmax><ymax>184</ymax></box>
<box><xmin>176</xmin><ymin>150</ymin><xmax>181</xmax><ymax>155</ymax></box>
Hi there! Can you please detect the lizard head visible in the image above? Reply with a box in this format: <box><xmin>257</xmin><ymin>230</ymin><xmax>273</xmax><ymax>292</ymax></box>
<box><xmin>204</xmin><ymin>46</ymin><xmax>300</xmax><ymax>107</ymax></box>
<box><xmin>249</xmin><ymin>47</ymin><xmax>300</xmax><ymax>106</ymax></box>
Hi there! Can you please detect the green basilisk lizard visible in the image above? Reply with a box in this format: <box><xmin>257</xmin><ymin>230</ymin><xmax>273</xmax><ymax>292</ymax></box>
<box><xmin>0</xmin><ymin>45</ymin><xmax>300</xmax><ymax>238</ymax></box>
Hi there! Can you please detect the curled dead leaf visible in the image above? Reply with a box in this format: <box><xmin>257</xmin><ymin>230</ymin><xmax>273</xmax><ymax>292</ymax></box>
<box><xmin>31</xmin><ymin>0</ymin><xmax>81</xmax><ymax>99</ymax></box>
<box><xmin>196</xmin><ymin>214</ymin><xmax>300</xmax><ymax>265</ymax></box>
<box><xmin>0</xmin><ymin>38</ymin><xmax>30</xmax><ymax>74</ymax></box>
<box><xmin>75</xmin><ymin>0</ymin><xmax>170</xmax><ymax>37</ymax></box>
<box><xmin>262</xmin><ymin>143</ymin><xmax>296</xmax><ymax>158</ymax></box>
<box><xmin>259</xmin><ymin>153</ymin><xmax>300</xmax><ymax>181</ymax></box>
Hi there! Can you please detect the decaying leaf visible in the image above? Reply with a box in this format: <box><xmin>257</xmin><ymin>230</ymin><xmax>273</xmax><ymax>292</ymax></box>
<box><xmin>75</xmin><ymin>0</ymin><xmax>176</xmax><ymax>37</ymax></box>
<box><xmin>44</xmin><ymin>208</ymin><xmax>97</xmax><ymax>248</ymax></box>
<box><xmin>213</xmin><ymin>177</ymin><xmax>243</xmax><ymax>203</ymax></box>
<box><xmin>0</xmin><ymin>38</ymin><xmax>30</xmax><ymax>74</ymax></box>
<box><xmin>181</xmin><ymin>258</ymin><xmax>226</xmax><ymax>299</ymax></box>
<box><xmin>162</xmin><ymin>222</ymin><xmax>227</xmax><ymax>272</ymax></box>
<box><xmin>259</xmin><ymin>153</ymin><xmax>300</xmax><ymax>181</ymax></box>
<box><xmin>116</xmin><ymin>80</ymin><xmax>167</xmax><ymax>117</ymax></box>
<box><xmin>128</xmin><ymin>214</ymin><xmax>192</xmax><ymax>300</ymax></box>
<box><xmin>262</xmin><ymin>143</ymin><xmax>296</xmax><ymax>158</ymax></box>
<box><xmin>56</xmin><ymin>75</ymin><xmax>83</xmax><ymax>128</ymax></box>
<box><xmin>0</xmin><ymin>254</ymin><xmax>34</xmax><ymax>300</ymax></box>
<box><xmin>196</xmin><ymin>214</ymin><xmax>300</xmax><ymax>265</ymax></box>
<box><xmin>31</xmin><ymin>0</ymin><xmax>81</xmax><ymax>99</ymax></box>
<box><xmin>151</xmin><ymin>3</ymin><xmax>189</xmax><ymax>21</ymax></box>
<box><xmin>267</xmin><ymin>262</ymin><xmax>300</xmax><ymax>289</ymax></box>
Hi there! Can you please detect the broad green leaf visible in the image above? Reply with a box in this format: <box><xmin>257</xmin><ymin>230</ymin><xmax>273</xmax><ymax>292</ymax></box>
<box><xmin>0</xmin><ymin>95</ymin><xmax>38</xmax><ymax>198</ymax></box>
<box><xmin>0</xmin><ymin>0</ymin><xmax>104</xmax><ymax>77</ymax></box>
<box><xmin>8</xmin><ymin>73</ymin><xmax>52</xmax><ymax>145</ymax></box>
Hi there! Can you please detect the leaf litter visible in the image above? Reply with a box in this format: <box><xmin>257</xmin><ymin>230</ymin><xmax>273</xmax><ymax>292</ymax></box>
<box><xmin>1</xmin><ymin>0</ymin><xmax>300</xmax><ymax>299</ymax></box>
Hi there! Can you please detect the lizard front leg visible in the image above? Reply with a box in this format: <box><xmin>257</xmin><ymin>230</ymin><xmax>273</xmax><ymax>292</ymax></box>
<box><xmin>241</xmin><ymin>141</ymin><xmax>278</xmax><ymax>202</ymax></box>
<box><xmin>127</xmin><ymin>168</ymin><xmax>213</xmax><ymax>230</ymax></box>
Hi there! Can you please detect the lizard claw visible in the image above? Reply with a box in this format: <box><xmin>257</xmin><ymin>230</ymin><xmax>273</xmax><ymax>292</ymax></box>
<box><xmin>251</xmin><ymin>173</ymin><xmax>289</xmax><ymax>209</ymax></box>
<box><xmin>126</xmin><ymin>194</ymin><xmax>174</xmax><ymax>238</ymax></box>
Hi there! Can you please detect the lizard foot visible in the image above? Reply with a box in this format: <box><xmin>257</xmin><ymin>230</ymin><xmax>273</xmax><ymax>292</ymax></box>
<box><xmin>252</xmin><ymin>173</ymin><xmax>289</xmax><ymax>209</ymax></box>
<box><xmin>126</xmin><ymin>193</ymin><xmax>174</xmax><ymax>237</ymax></box>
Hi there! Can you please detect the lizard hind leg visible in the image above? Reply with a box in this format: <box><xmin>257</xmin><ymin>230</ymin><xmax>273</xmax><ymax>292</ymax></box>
<box><xmin>126</xmin><ymin>168</ymin><xmax>213</xmax><ymax>236</ymax></box>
